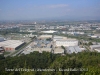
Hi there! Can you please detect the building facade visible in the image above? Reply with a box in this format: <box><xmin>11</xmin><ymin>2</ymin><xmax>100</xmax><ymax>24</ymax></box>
<box><xmin>55</xmin><ymin>39</ymin><xmax>78</xmax><ymax>47</ymax></box>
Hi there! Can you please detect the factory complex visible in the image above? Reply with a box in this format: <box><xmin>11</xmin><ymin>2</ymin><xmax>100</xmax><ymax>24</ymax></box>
<box><xmin>21</xmin><ymin>35</ymin><xmax>85</xmax><ymax>55</ymax></box>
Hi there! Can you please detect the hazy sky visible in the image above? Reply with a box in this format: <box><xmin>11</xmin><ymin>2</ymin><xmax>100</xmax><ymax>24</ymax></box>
<box><xmin>0</xmin><ymin>0</ymin><xmax>100</xmax><ymax>20</ymax></box>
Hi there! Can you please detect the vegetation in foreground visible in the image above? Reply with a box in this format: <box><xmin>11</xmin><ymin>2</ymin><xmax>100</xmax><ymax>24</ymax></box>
<box><xmin>0</xmin><ymin>51</ymin><xmax>100</xmax><ymax>75</ymax></box>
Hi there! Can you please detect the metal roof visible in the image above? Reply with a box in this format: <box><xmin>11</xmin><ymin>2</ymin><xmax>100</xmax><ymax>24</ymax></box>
<box><xmin>90</xmin><ymin>45</ymin><xmax>100</xmax><ymax>48</ymax></box>
<box><xmin>66</xmin><ymin>46</ymin><xmax>82</xmax><ymax>54</ymax></box>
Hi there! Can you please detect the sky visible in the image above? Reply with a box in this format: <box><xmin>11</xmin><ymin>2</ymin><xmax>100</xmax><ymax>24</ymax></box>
<box><xmin>0</xmin><ymin>0</ymin><xmax>100</xmax><ymax>20</ymax></box>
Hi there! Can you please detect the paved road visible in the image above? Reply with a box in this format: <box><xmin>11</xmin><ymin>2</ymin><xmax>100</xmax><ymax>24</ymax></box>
<box><xmin>4</xmin><ymin>52</ymin><xmax>15</xmax><ymax>57</ymax></box>
<box><xmin>12</xmin><ymin>49</ymin><xmax>24</xmax><ymax>57</ymax></box>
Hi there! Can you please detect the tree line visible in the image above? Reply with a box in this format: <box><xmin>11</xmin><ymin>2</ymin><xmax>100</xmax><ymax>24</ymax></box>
<box><xmin>0</xmin><ymin>51</ymin><xmax>100</xmax><ymax>75</ymax></box>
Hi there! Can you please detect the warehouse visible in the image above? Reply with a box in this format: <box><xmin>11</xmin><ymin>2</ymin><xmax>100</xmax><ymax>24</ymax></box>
<box><xmin>55</xmin><ymin>39</ymin><xmax>78</xmax><ymax>47</ymax></box>
<box><xmin>90</xmin><ymin>45</ymin><xmax>100</xmax><ymax>50</ymax></box>
<box><xmin>41</xmin><ymin>30</ymin><xmax>57</xmax><ymax>33</ymax></box>
<box><xmin>53</xmin><ymin>48</ymin><xmax>64</xmax><ymax>54</ymax></box>
<box><xmin>0</xmin><ymin>40</ymin><xmax>24</xmax><ymax>52</ymax></box>
<box><xmin>53</xmin><ymin>35</ymin><xmax>67</xmax><ymax>41</ymax></box>
<box><xmin>90</xmin><ymin>45</ymin><xmax>100</xmax><ymax>52</ymax></box>
<box><xmin>66</xmin><ymin>46</ymin><xmax>82</xmax><ymax>54</ymax></box>
<box><xmin>38</xmin><ymin>35</ymin><xmax>52</xmax><ymax>39</ymax></box>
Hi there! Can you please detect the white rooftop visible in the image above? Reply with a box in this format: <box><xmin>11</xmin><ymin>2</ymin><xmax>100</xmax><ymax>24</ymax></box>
<box><xmin>41</xmin><ymin>30</ymin><xmax>57</xmax><ymax>33</ymax></box>
<box><xmin>0</xmin><ymin>40</ymin><xmax>24</xmax><ymax>48</ymax></box>
<box><xmin>39</xmin><ymin>35</ymin><xmax>52</xmax><ymax>38</ymax></box>
<box><xmin>90</xmin><ymin>45</ymin><xmax>100</xmax><ymax>48</ymax></box>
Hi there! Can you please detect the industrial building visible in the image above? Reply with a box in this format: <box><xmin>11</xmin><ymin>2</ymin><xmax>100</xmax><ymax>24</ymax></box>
<box><xmin>90</xmin><ymin>45</ymin><xmax>100</xmax><ymax>50</ymax></box>
<box><xmin>0</xmin><ymin>40</ymin><xmax>24</xmax><ymax>52</ymax></box>
<box><xmin>41</xmin><ymin>30</ymin><xmax>57</xmax><ymax>33</ymax></box>
<box><xmin>53</xmin><ymin>35</ymin><xmax>67</xmax><ymax>41</ymax></box>
<box><xmin>90</xmin><ymin>45</ymin><xmax>100</xmax><ymax>52</ymax></box>
<box><xmin>22</xmin><ymin>48</ymin><xmax>52</xmax><ymax>55</ymax></box>
<box><xmin>53</xmin><ymin>35</ymin><xmax>78</xmax><ymax>47</ymax></box>
<box><xmin>38</xmin><ymin>35</ymin><xmax>52</xmax><ymax>39</ymax></box>
<box><xmin>53</xmin><ymin>48</ymin><xmax>64</xmax><ymax>54</ymax></box>
<box><xmin>66</xmin><ymin>46</ymin><xmax>82</xmax><ymax>54</ymax></box>
<box><xmin>55</xmin><ymin>39</ymin><xmax>78</xmax><ymax>47</ymax></box>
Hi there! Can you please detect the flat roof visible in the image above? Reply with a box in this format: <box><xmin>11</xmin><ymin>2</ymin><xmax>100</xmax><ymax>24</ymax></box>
<box><xmin>56</xmin><ymin>39</ymin><xmax>78</xmax><ymax>42</ymax></box>
<box><xmin>54</xmin><ymin>48</ymin><xmax>64</xmax><ymax>54</ymax></box>
<box><xmin>0</xmin><ymin>40</ymin><xmax>24</xmax><ymax>48</ymax></box>
<box><xmin>90</xmin><ymin>45</ymin><xmax>100</xmax><ymax>48</ymax></box>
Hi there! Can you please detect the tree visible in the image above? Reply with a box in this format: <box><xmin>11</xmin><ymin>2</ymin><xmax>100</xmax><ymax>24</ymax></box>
<box><xmin>88</xmin><ymin>42</ymin><xmax>93</xmax><ymax>45</ymax></box>
<box><xmin>61</xmin><ymin>46</ymin><xmax>66</xmax><ymax>54</ymax></box>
